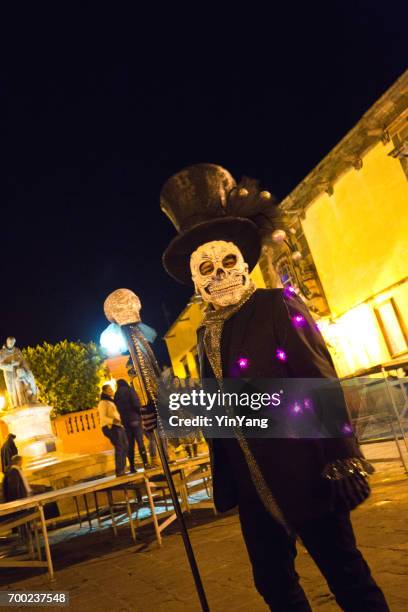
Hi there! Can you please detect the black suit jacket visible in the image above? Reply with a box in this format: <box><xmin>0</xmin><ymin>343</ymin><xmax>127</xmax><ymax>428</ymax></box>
<box><xmin>197</xmin><ymin>288</ymin><xmax>362</xmax><ymax>525</ymax></box>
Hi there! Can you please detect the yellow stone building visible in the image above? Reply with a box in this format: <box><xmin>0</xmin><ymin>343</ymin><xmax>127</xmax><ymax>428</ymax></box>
<box><xmin>164</xmin><ymin>71</ymin><xmax>408</xmax><ymax>378</ymax></box>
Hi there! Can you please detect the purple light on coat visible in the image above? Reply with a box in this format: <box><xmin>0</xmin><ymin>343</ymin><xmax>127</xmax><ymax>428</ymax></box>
<box><xmin>238</xmin><ymin>357</ymin><xmax>249</xmax><ymax>369</ymax></box>
<box><xmin>283</xmin><ymin>286</ymin><xmax>296</xmax><ymax>297</ymax></box>
<box><xmin>303</xmin><ymin>398</ymin><xmax>313</xmax><ymax>409</ymax></box>
<box><xmin>276</xmin><ymin>348</ymin><xmax>287</xmax><ymax>361</ymax></box>
<box><xmin>292</xmin><ymin>314</ymin><xmax>305</xmax><ymax>327</ymax></box>
<box><xmin>292</xmin><ymin>402</ymin><xmax>302</xmax><ymax>414</ymax></box>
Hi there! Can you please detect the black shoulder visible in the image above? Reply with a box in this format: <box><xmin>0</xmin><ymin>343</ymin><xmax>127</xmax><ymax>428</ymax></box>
<box><xmin>254</xmin><ymin>288</ymin><xmax>285</xmax><ymax>306</ymax></box>
<box><xmin>255</xmin><ymin>287</ymin><xmax>311</xmax><ymax>311</ymax></box>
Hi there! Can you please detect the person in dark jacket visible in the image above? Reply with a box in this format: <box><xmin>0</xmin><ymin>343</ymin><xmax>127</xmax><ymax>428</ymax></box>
<box><xmin>2</xmin><ymin>455</ymin><xmax>59</xmax><ymax>520</ymax></box>
<box><xmin>159</xmin><ymin>165</ymin><xmax>388</xmax><ymax>612</ymax></box>
<box><xmin>1</xmin><ymin>433</ymin><xmax>18</xmax><ymax>473</ymax></box>
<box><xmin>2</xmin><ymin>455</ymin><xmax>30</xmax><ymax>501</ymax></box>
<box><xmin>114</xmin><ymin>379</ymin><xmax>149</xmax><ymax>470</ymax></box>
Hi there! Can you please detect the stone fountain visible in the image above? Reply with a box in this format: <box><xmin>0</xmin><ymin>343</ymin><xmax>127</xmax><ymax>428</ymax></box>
<box><xmin>0</xmin><ymin>336</ymin><xmax>58</xmax><ymax>458</ymax></box>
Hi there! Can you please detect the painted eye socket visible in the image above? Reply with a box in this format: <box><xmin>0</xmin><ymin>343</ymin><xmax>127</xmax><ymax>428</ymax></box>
<box><xmin>199</xmin><ymin>261</ymin><xmax>215</xmax><ymax>275</ymax></box>
<box><xmin>222</xmin><ymin>254</ymin><xmax>237</xmax><ymax>268</ymax></box>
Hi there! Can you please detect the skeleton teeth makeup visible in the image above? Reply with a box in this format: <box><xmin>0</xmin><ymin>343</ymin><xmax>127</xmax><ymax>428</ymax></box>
<box><xmin>190</xmin><ymin>241</ymin><xmax>250</xmax><ymax>307</ymax></box>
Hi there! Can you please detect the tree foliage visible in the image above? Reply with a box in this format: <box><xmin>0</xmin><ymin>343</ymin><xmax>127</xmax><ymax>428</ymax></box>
<box><xmin>23</xmin><ymin>341</ymin><xmax>107</xmax><ymax>415</ymax></box>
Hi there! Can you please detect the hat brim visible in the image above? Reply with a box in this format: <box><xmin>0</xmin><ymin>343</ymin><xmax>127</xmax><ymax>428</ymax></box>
<box><xmin>162</xmin><ymin>217</ymin><xmax>261</xmax><ymax>285</ymax></box>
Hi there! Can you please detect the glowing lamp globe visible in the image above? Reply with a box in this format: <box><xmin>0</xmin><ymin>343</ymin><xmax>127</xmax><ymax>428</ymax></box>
<box><xmin>104</xmin><ymin>288</ymin><xmax>142</xmax><ymax>325</ymax></box>
<box><xmin>100</xmin><ymin>323</ymin><xmax>128</xmax><ymax>356</ymax></box>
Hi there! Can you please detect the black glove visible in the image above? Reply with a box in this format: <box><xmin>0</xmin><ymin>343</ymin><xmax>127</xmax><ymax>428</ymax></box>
<box><xmin>322</xmin><ymin>458</ymin><xmax>374</xmax><ymax>511</ymax></box>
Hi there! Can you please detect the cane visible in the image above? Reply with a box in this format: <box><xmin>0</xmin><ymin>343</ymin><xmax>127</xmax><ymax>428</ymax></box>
<box><xmin>104</xmin><ymin>288</ymin><xmax>210</xmax><ymax>612</ymax></box>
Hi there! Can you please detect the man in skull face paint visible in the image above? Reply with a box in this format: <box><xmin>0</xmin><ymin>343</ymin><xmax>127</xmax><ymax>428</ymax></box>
<box><xmin>160</xmin><ymin>164</ymin><xmax>388</xmax><ymax>611</ymax></box>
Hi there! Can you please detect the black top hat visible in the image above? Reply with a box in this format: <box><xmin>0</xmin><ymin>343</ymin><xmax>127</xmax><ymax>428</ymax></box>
<box><xmin>161</xmin><ymin>164</ymin><xmax>282</xmax><ymax>285</ymax></box>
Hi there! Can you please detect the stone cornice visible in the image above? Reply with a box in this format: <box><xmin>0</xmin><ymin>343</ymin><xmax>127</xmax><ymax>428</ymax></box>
<box><xmin>280</xmin><ymin>70</ymin><xmax>408</xmax><ymax>212</ymax></box>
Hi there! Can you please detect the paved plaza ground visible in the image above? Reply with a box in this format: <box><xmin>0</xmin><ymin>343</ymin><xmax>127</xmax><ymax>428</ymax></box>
<box><xmin>1</xmin><ymin>440</ymin><xmax>408</xmax><ymax>611</ymax></box>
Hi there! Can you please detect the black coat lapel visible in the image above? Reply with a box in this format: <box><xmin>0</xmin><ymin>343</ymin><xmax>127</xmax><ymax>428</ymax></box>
<box><xmin>223</xmin><ymin>293</ymin><xmax>257</xmax><ymax>375</ymax></box>
<box><xmin>197</xmin><ymin>292</ymin><xmax>257</xmax><ymax>379</ymax></box>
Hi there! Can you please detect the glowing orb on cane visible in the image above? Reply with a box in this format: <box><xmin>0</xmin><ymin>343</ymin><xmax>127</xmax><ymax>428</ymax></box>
<box><xmin>100</xmin><ymin>323</ymin><xmax>128</xmax><ymax>356</ymax></box>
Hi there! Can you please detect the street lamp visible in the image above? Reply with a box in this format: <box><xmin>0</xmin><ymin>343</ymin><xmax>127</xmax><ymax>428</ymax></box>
<box><xmin>271</xmin><ymin>227</ymin><xmax>312</xmax><ymax>299</ymax></box>
<box><xmin>100</xmin><ymin>323</ymin><xmax>128</xmax><ymax>356</ymax></box>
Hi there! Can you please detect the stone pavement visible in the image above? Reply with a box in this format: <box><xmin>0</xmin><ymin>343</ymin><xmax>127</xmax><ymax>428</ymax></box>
<box><xmin>1</xmin><ymin>440</ymin><xmax>407</xmax><ymax>611</ymax></box>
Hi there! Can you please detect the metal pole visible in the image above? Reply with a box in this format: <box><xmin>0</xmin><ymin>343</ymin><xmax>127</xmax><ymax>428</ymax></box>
<box><xmin>381</xmin><ymin>367</ymin><xmax>408</xmax><ymax>472</ymax></box>
<box><xmin>122</xmin><ymin>325</ymin><xmax>210</xmax><ymax>612</ymax></box>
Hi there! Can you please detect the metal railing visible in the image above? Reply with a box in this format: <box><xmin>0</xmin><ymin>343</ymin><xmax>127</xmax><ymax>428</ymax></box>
<box><xmin>340</xmin><ymin>357</ymin><xmax>408</xmax><ymax>472</ymax></box>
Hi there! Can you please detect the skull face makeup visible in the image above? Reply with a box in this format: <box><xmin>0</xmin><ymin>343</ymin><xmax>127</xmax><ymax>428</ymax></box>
<box><xmin>190</xmin><ymin>241</ymin><xmax>250</xmax><ymax>308</ymax></box>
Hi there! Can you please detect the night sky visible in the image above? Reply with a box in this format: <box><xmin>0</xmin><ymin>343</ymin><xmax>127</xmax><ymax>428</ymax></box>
<box><xmin>2</xmin><ymin>3</ymin><xmax>406</xmax><ymax>364</ymax></box>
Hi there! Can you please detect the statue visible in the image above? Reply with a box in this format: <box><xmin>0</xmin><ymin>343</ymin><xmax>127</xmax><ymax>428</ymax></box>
<box><xmin>0</xmin><ymin>337</ymin><xmax>38</xmax><ymax>408</ymax></box>
<box><xmin>0</xmin><ymin>338</ymin><xmax>57</xmax><ymax>458</ymax></box>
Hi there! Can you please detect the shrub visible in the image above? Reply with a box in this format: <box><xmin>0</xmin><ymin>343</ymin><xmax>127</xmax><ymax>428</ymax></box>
<box><xmin>23</xmin><ymin>340</ymin><xmax>107</xmax><ymax>415</ymax></box>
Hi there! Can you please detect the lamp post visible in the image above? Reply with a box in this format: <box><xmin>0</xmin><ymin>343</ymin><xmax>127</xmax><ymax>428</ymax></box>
<box><xmin>271</xmin><ymin>228</ymin><xmax>313</xmax><ymax>299</ymax></box>
<box><xmin>104</xmin><ymin>288</ymin><xmax>210</xmax><ymax>612</ymax></box>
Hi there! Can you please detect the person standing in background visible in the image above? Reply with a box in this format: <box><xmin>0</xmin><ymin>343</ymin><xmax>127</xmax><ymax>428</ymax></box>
<box><xmin>114</xmin><ymin>379</ymin><xmax>150</xmax><ymax>470</ymax></box>
<box><xmin>180</xmin><ymin>377</ymin><xmax>202</xmax><ymax>458</ymax></box>
<box><xmin>1</xmin><ymin>433</ymin><xmax>18</xmax><ymax>473</ymax></box>
<box><xmin>98</xmin><ymin>384</ymin><xmax>128</xmax><ymax>476</ymax></box>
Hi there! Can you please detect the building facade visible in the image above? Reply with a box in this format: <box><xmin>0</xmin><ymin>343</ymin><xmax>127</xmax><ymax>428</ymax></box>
<box><xmin>279</xmin><ymin>71</ymin><xmax>408</xmax><ymax>376</ymax></box>
<box><xmin>164</xmin><ymin>71</ymin><xmax>408</xmax><ymax>378</ymax></box>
